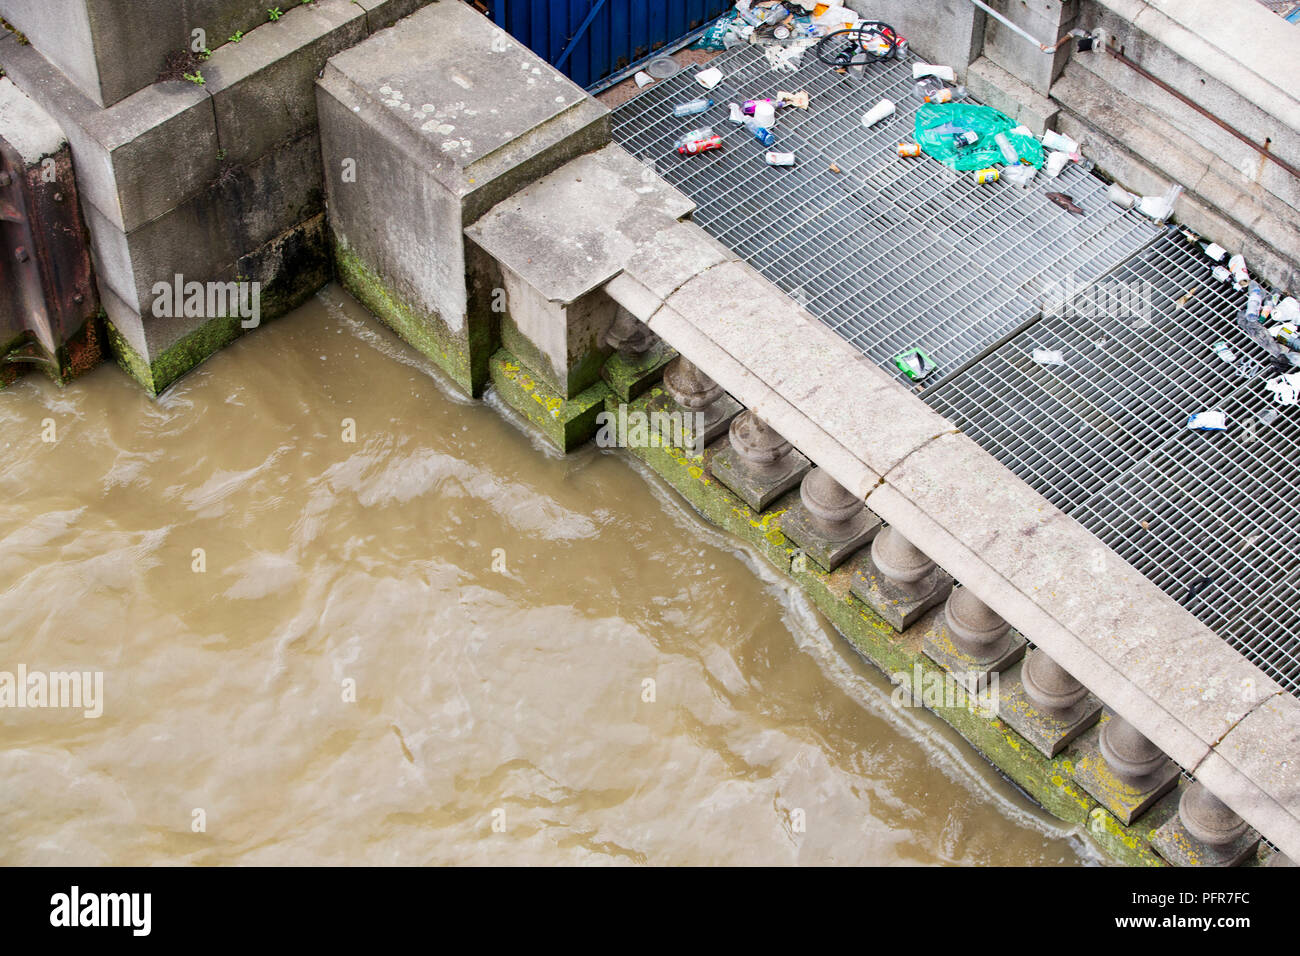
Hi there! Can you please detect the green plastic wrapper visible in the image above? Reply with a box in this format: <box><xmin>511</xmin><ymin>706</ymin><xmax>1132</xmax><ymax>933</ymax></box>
<box><xmin>914</xmin><ymin>103</ymin><xmax>1045</xmax><ymax>171</ymax></box>
<box><xmin>693</xmin><ymin>14</ymin><xmax>743</xmax><ymax>50</ymax></box>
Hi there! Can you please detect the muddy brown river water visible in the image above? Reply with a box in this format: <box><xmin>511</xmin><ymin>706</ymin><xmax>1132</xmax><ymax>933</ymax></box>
<box><xmin>0</xmin><ymin>285</ymin><xmax>1095</xmax><ymax>865</ymax></box>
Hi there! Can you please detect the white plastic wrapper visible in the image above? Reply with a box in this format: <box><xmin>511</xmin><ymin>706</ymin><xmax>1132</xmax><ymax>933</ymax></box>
<box><xmin>1186</xmin><ymin>411</ymin><xmax>1229</xmax><ymax>431</ymax></box>
<box><xmin>695</xmin><ymin>67</ymin><xmax>724</xmax><ymax>89</ymax></box>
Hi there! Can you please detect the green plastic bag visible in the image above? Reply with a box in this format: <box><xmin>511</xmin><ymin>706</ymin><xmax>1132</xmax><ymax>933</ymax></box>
<box><xmin>914</xmin><ymin>103</ymin><xmax>1045</xmax><ymax>171</ymax></box>
<box><xmin>693</xmin><ymin>14</ymin><xmax>743</xmax><ymax>50</ymax></box>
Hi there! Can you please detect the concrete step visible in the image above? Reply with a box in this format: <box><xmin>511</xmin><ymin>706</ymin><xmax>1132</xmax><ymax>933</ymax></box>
<box><xmin>966</xmin><ymin>56</ymin><xmax>1059</xmax><ymax>136</ymax></box>
<box><xmin>1063</xmin><ymin>38</ymin><xmax>1300</xmax><ymax>216</ymax></box>
<box><xmin>1051</xmin><ymin>61</ymin><xmax>1300</xmax><ymax>288</ymax></box>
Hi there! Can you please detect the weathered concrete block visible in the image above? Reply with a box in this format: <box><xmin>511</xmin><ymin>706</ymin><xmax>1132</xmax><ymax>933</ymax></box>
<box><xmin>84</xmin><ymin>131</ymin><xmax>323</xmax><ymax>316</ymax></box>
<box><xmin>354</xmin><ymin>0</ymin><xmax>436</xmax><ymax>33</ymax></box>
<box><xmin>317</xmin><ymin>0</ymin><xmax>609</xmax><ymax>395</ymax></box>
<box><xmin>466</xmin><ymin>144</ymin><xmax>699</xmax><ymax>399</ymax></box>
<box><xmin>982</xmin><ymin>0</ymin><xmax>1078</xmax><ymax>95</ymax></box>
<box><xmin>496</xmin><ymin>269</ymin><xmax>618</xmax><ymax>399</ymax></box>
<box><xmin>0</xmin><ymin>30</ymin><xmax>221</xmax><ymax>233</ymax></box>
<box><xmin>204</xmin><ymin>0</ymin><xmax>368</xmax><ymax>168</ymax></box>
<box><xmin>488</xmin><ymin>348</ymin><xmax>609</xmax><ymax>452</ymax></box>
<box><xmin>843</xmin><ymin>0</ymin><xmax>986</xmax><ymax>79</ymax></box>
<box><xmin>0</xmin><ymin>0</ymin><xmax>277</xmax><ymax>107</ymax></box>
<box><xmin>601</xmin><ymin>341</ymin><xmax>676</xmax><ymax>404</ymax></box>
<box><xmin>103</xmin><ymin>212</ymin><xmax>329</xmax><ymax>394</ymax></box>
<box><xmin>966</xmin><ymin>56</ymin><xmax>1060</xmax><ymax>135</ymax></box>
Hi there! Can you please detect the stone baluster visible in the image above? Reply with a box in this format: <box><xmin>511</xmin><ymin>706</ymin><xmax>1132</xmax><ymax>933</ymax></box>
<box><xmin>601</xmin><ymin>308</ymin><xmax>676</xmax><ymax>403</ymax></box>
<box><xmin>851</xmin><ymin>526</ymin><xmax>953</xmax><ymax>631</ymax></box>
<box><xmin>999</xmin><ymin>647</ymin><xmax>1100</xmax><ymax>756</ymax></box>
<box><xmin>660</xmin><ymin>356</ymin><xmax>740</xmax><ymax>450</ymax></box>
<box><xmin>709</xmin><ymin>410</ymin><xmax>810</xmax><ymax>512</ymax></box>
<box><xmin>604</xmin><ymin>308</ymin><xmax>656</xmax><ymax>358</ymax></box>
<box><xmin>1072</xmin><ymin>712</ymin><xmax>1180</xmax><ymax>824</ymax></box>
<box><xmin>922</xmin><ymin>585</ymin><xmax>1026</xmax><ymax>692</ymax></box>
<box><xmin>780</xmin><ymin>468</ymin><xmax>881</xmax><ymax>572</ymax></box>
<box><xmin>1151</xmin><ymin>782</ymin><xmax>1260</xmax><ymax>867</ymax></box>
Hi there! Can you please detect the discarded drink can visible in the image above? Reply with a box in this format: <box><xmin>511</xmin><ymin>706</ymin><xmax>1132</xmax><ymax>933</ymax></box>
<box><xmin>677</xmin><ymin>134</ymin><xmax>723</xmax><ymax>156</ymax></box>
<box><xmin>897</xmin><ymin>142</ymin><xmax>921</xmax><ymax>157</ymax></box>
<box><xmin>896</xmin><ymin>36</ymin><xmax>910</xmax><ymax>59</ymax></box>
<box><xmin>973</xmin><ymin>167</ymin><xmax>1000</xmax><ymax>184</ymax></box>
<box><xmin>773</xmin><ymin>24</ymin><xmax>791</xmax><ymax>40</ymax></box>
<box><xmin>765</xmin><ymin>151</ymin><xmax>796</xmax><ymax>166</ymax></box>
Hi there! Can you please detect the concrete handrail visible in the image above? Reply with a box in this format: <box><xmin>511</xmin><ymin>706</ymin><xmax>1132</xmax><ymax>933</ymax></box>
<box><xmin>607</xmin><ymin>230</ymin><xmax>1300</xmax><ymax>860</ymax></box>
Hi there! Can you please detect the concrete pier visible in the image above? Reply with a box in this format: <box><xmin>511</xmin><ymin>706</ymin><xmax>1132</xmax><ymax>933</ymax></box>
<box><xmin>2</xmin><ymin>0</ymin><xmax>1297</xmax><ymax>866</ymax></box>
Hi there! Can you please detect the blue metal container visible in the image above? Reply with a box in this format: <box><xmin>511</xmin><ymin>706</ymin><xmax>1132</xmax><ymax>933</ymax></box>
<box><xmin>485</xmin><ymin>1</ymin><xmax>734</xmax><ymax>90</ymax></box>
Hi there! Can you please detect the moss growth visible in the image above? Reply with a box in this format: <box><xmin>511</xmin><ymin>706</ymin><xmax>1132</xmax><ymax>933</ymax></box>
<box><xmin>490</xmin><ymin>349</ymin><xmax>609</xmax><ymax>451</ymax></box>
<box><xmin>334</xmin><ymin>239</ymin><xmax>491</xmax><ymax>397</ymax></box>
<box><xmin>616</xmin><ymin>384</ymin><xmax>1180</xmax><ymax>864</ymax></box>
<box><xmin>105</xmin><ymin>314</ymin><xmax>248</xmax><ymax>395</ymax></box>
<box><xmin>602</xmin><ymin>342</ymin><xmax>677</xmax><ymax>403</ymax></box>
<box><xmin>1086</xmin><ymin>793</ymin><xmax>1179</xmax><ymax>867</ymax></box>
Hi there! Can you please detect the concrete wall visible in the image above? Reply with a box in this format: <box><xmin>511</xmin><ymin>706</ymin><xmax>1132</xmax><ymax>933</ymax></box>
<box><xmin>844</xmin><ymin>0</ymin><xmax>985</xmax><ymax>80</ymax></box>
<box><xmin>0</xmin><ymin>0</ymin><xmax>428</xmax><ymax>108</ymax></box>
<box><xmin>316</xmin><ymin>0</ymin><xmax>610</xmax><ymax>398</ymax></box>
<box><xmin>1056</xmin><ymin>0</ymin><xmax>1300</xmax><ymax>289</ymax></box>
<box><xmin>0</xmin><ymin>0</ymin><xmax>436</xmax><ymax>393</ymax></box>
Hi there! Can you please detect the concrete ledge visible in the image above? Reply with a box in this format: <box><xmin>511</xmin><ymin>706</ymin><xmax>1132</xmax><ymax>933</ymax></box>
<box><xmin>0</xmin><ymin>30</ymin><xmax>220</xmax><ymax>234</ymax></box>
<box><xmin>0</xmin><ymin>75</ymin><xmax>64</xmax><ymax>163</ymax></box>
<box><xmin>1093</xmin><ymin>0</ymin><xmax>1300</xmax><ymax>137</ymax></box>
<box><xmin>204</xmin><ymin>0</ymin><xmax>369</xmax><ymax>168</ymax></box>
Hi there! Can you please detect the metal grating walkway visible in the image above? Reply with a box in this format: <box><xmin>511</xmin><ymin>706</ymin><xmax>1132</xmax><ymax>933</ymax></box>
<box><xmin>927</xmin><ymin>234</ymin><xmax>1300</xmax><ymax>694</ymax></box>
<box><xmin>611</xmin><ymin>43</ymin><xmax>1161</xmax><ymax>374</ymax></box>
<box><xmin>611</xmin><ymin>43</ymin><xmax>1300</xmax><ymax>696</ymax></box>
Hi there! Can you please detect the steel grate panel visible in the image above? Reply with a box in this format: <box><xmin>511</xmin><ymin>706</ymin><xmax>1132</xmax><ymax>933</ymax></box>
<box><xmin>612</xmin><ymin>43</ymin><xmax>1298</xmax><ymax>695</ymax></box>
<box><xmin>927</xmin><ymin>233</ymin><xmax>1300</xmax><ymax>694</ymax></box>
<box><xmin>611</xmin><ymin>42</ymin><xmax>1162</xmax><ymax>376</ymax></box>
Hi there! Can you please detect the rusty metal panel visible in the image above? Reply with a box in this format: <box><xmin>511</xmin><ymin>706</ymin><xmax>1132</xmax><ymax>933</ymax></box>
<box><xmin>0</xmin><ymin>135</ymin><xmax>100</xmax><ymax>384</ymax></box>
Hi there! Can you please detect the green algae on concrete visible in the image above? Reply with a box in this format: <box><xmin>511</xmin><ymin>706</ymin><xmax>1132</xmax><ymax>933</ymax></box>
<box><xmin>335</xmin><ymin>239</ymin><xmax>491</xmax><ymax>398</ymax></box>
<box><xmin>616</xmin><ymin>384</ymin><xmax>1146</xmax><ymax>855</ymax></box>
<box><xmin>490</xmin><ymin>348</ymin><xmax>609</xmax><ymax>452</ymax></box>
<box><xmin>106</xmin><ymin>314</ymin><xmax>245</xmax><ymax>395</ymax></box>
<box><xmin>602</xmin><ymin>342</ymin><xmax>677</xmax><ymax>404</ymax></box>
<box><xmin>1086</xmin><ymin>791</ymin><xmax>1179</xmax><ymax>867</ymax></box>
